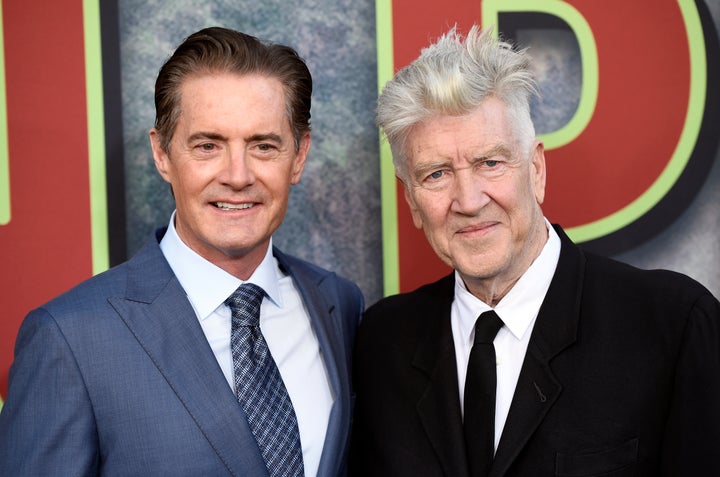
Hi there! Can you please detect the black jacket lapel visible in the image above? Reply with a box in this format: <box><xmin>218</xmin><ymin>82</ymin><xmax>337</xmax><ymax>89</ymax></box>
<box><xmin>412</xmin><ymin>275</ymin><xmax>471</xmax><ymax>477</ymax></box>
<box><xmin>490</xmin><ymin>225</ymin><xmax>584</xmax><ymax>476</ymax></box>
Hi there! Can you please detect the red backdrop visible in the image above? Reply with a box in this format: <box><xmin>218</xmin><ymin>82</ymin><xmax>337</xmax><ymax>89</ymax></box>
<box><xmin>0</xmin><ymin>1</ymin><xmax>93</xmax><ymax>398</ymax></box>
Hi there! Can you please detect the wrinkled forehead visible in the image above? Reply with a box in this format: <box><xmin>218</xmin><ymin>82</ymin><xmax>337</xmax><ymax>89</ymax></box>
<box><xmin>406</xmin><ymin>100</ymin><xmax>519</xmax><ymax>156</ymax></box>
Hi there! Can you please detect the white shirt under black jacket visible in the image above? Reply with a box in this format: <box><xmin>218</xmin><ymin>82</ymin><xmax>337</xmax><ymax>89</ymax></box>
<box><xmin>452</xmin><ymin>220</ymin><xmax>561</xmax><ymax>453</ymax></box>
<box><xmin>160</xmin><ymin>212</ymin><xmax>333</xmax><ymax>477</ymax></box>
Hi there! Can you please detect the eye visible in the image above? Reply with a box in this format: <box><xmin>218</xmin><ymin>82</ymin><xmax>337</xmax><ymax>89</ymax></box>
<box><xmin>198</xmin><ymin>143</ymin><xmax>216</xmax><ymax>151</ymax></box>
<box><xmin>484</xmin><ymin>159</ymin><xmax>499</xmax><ymax>167</ymax></box>
<box><xmin>417</xmin><ymin>168</ymin><xmax>451</xmax><ymax>189</ymax></box>
<box><xmin>255</xmin><ymin>143</ymin><xmax>281</xmax><ymax>154</ymax></box>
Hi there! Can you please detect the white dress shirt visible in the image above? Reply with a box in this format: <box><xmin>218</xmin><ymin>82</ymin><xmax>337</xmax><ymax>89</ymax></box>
<box><xmin>452</xmin><ymin>220</ymin><xmax>560</xmax><ymax>452</ymax></box>
<box><xmin>159</xmin><ymin>212</ymin><xmax>333</xmax><ymax>477</ymax></box>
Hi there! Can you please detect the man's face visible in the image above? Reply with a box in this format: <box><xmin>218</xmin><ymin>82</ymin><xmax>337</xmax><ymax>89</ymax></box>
<box><xmin>150</xmin><ymin>73</ymin><xmax>309</xmax><ymax>277</ymax></box>
<box><xmin>403</xmin><ymin>97</ymin><xmax>547</xmax><ymax>295</ymax></box>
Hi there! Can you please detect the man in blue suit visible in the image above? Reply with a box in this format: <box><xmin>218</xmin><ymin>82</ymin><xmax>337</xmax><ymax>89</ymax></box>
<box><xmin>0</xmin><ymin>27</ymin><xmax>363</xmax><ymax>476</ymax></box>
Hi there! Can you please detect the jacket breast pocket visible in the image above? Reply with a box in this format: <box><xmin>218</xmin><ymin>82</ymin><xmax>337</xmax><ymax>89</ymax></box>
<box><xmin>555</xmin><ymin>438</ymin><xmax>638</xmax><ymax>477</ymax></box>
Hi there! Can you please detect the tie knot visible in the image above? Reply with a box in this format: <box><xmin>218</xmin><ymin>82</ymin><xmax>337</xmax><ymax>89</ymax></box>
<box><xmin>473</xmin><ymin>310</ymin><xmax>504</xmax><ymax>345</ymax></box>
<box><xmin>225</xmin><ymin>283</ymin><xmax>266</xmax><ymax>326</ymax></box>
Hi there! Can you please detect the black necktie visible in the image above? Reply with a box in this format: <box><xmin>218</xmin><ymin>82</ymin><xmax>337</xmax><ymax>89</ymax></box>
<box><xmin>226</xmin><ymin>283</ymin><xmax>304</xmax><ymax>477</ymax></box>
<box><xmin>464</xmin><ymin>310</ymin><xmax>504</xmax><ymax>477</ymax></box>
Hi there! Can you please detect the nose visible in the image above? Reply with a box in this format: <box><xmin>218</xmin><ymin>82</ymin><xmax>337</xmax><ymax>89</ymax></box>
<box><xmin>450</xmin><ymin>169</ymin><xmax>489</xmax><ymax>215</ymax></box>
<box><xmin>221</xmin><ymin>149</ymin><xmax>255</xmax><ymax>189</ymax></box>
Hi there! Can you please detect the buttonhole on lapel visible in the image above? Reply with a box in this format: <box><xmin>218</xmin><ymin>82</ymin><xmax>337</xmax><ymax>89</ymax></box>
<box><xmin>533</xmin><ymin>381</ymin><xmax>547</xmax><ymax>402</ymax></box>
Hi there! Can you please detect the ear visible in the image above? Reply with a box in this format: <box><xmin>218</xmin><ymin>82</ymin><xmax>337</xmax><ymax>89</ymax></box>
<box><xmin>403</xmin><ymin>182</ymin><xmax>424</xmax><ymax>230</ymax></box>
<box><xmin>290</xmin><ymin>132</ymin><xmax>311</xmax><ymax>185</ymax></box>
<box><xmin>530</xmin><ymin>140</ymin><xmax>547</xmax><ymax>205</ymax></box>
<box><xmin>149</xmin><ymin>128</ymin><xmax>172</xmax><ymax>184</ymax></box>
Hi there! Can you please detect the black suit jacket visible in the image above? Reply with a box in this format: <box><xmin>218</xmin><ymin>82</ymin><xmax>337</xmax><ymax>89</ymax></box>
<box><xmin>351</xmin><ymin>225</ymin><xmax>720</xmax><ymax>477</ymax></box>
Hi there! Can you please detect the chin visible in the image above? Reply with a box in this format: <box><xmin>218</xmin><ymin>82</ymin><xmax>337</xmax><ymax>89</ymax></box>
<box><xmin>457</xmin><ymin>257</ymin><xmax>506</xmax><ymax>281</ymax></box>
<box><xmin>223</xmin><ymin>241</ymin><xmax>263</xmax><ymax>257</ymax></box>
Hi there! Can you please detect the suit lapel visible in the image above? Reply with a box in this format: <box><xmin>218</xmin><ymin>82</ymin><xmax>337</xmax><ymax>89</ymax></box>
<box><xmin>109</xmin><ymin>232</ymin><xmax>268</xmax><ymax>477</ymax></box>
<box><xmin>489</xmin><ymin>347</ymin><xmax>561</xmax><ymax>477</ymax></box>
<box><xmin>274</xmin><ymin>249</ymin><xmax>351</xmax><ymax>477</ymax></box>
<box><xmin>412</xmin><ymin>275</ymin><xmax>470</xmax><ymax>477</ymax></box>
<box><xmin>490</xmin><ymin>225</ymin><xmax>584</xmax><ymax>477</ymax></box>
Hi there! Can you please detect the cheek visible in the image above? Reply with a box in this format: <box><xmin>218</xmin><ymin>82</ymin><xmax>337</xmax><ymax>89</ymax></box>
<box><xmin>173</xmin><ymin>173</ymin><xmax>215</xmax><ymax>207</ymax></box>
<box><xmin>258</xmin><ymin>172</ymin><xmax>291</xmax><ymax>200</ymax></box>
<box><xmin>174</xmin><ymin>174</ymin><xmax>199</xmax><ymax>196</ymax></box>
<box><xmin>412</xmin><ymin>194</ymin><xmax>436</xmax><ymax>218</ymax></box>
<box><xmin>184</xmin><ymin>160</ymin><xmax>221</xmax><ymax>185</ymax></box>
<box><xmin>419</xmin><ymin>202</ymin><xmax>450</xmax><ymax>238</ymax></box>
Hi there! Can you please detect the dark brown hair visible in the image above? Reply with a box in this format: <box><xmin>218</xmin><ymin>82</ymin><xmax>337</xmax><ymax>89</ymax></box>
<box><xmin>153</xmin><ymin>26</ymin><xmax>312</xmax><ymax>152</ymax></box>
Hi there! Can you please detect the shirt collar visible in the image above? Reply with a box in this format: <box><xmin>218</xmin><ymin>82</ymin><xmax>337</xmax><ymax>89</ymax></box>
<box><xmin>159</xmin><ymin>211</ymin><xmax>284</xmax><ymax>320</ymax></box>
<box><xmin>454</xmin><ymin>219</ymin><xmax>561</xmax><ymax>341</ymax></box>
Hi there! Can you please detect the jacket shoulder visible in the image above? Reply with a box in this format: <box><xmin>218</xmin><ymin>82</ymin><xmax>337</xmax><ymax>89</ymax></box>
<box><xmin>361</xmin><ymin>273</ymin><xmax>454</xmax><ymax>338</ymax></box>
<box><xmin>34</xmin><ymin>229</ymin><xmax>171</xmax><ymax>322</ymax></box>
<box><xmin>583</xmin><ymin>250</ymin><xmax>715</xmax><ymax>306</ymax></box>
<box><xmin>366</xmin><ymin>273</ymin><xmax>454</xmax><ymax>312</ymax></box>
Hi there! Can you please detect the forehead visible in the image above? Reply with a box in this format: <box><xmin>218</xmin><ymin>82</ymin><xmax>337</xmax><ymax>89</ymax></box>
<box><xmin>176</xmin><ymin>72</ymin><xmax>289</xmax><ymax>129</ymax></box>
<box><xmin>406</xmin><ymin>97</ymin><xmax>515</xmax><ymax>161</ymax></box>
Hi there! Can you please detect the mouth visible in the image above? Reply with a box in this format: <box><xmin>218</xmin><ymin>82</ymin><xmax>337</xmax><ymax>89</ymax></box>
<box><xmin>212</xmin><ymin>201</ymin><xmax>256</xmax><ymax>211</ymax></box>
<box><xmin>456</xmin><ymin>221</ymin><xmax>498</xmax><ymax>235</ymax></box>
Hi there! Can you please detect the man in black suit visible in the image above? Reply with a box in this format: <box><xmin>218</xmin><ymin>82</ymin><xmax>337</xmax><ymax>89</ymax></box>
<box><xmin>350</xmin><ymin>25</ymin><xmax>720</xmax><ymax>476</ymax></box>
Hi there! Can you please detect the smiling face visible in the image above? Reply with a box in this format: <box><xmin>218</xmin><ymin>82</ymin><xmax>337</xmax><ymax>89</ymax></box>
<box><xmin>150</xmin><ymin>72</ymin><xmax>309</xmax><ymax>279</ymax></box>
<box><xmin>402</xmin><ymin>97</ymin><xmax>547</xmax><ymax>303</ymax></box>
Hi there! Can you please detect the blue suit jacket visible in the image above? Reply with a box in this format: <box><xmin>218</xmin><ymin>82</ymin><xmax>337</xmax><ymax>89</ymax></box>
<box><xmin>0</xmin><ymin>228</ymin><xmax>364</xmax><ymax>476</ymax></box>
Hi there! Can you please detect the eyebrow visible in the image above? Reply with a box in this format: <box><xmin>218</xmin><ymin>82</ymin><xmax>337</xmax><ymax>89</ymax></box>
<box><xmin>247</xmin><ymin>132</ymin><xmax>284</xmax><ymax>144</ymax></box>
<box><xmin>473</xmin><ymin>144</ymin><xmax>513</xmax><ymax>161</ymax></box>
<box><xmin>411</xmin><ymin>160</ymin><xmax>451</xmax><ymax>180</ymax></box>
<box><xmin>411</xmin><ymin>143</ymin><xmax>514</xmax><ymax>179</ymax></box>
<box><xmin>187</xmin><ymin>131</ymin><xmax>227</xmax><ymax>143</ymax></box>
<box><xmin>186</xmin><ymin>131</ymin><xmax>284</xmax><ymax>144</ymax></box>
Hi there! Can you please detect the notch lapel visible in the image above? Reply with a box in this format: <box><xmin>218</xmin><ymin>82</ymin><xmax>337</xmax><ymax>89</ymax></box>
<box><xmin>109</xmin><ymin>234</ymin><xmax>268</xmax><ymax>476</ymax></box>
<box><xmin>489</xmin><ymin>345</ymin><xmax>561</xmax><ymax>477</ymax></box>
<box><xmin>274</xmin><ymin>249</ymin><xmax>355</xmax><ymax>477</ymax></box>
<box><xmin>490</xmin><ymin>226</ymin><xmax>584</xmax><ymax>477</ymax></box>
<box><xmin>412</xmin><ymin>275</ymin><xmax>470</xmax><ymax>477</ymax></box>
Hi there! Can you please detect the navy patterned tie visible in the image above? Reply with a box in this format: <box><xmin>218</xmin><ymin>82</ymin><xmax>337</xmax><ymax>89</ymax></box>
<box><xmin>464</xmin><ymin>310</ymin><xmax>504</xmax><ymax>477</ymax></box>
<box><xmin>225</xmin><ymin>283</ymin><xmax>304</xmax><ymax>477</ymax></box>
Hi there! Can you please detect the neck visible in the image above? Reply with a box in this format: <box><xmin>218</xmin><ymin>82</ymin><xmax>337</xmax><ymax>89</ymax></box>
<box><xmin>465</xmin><ymin>277</ymin><xmax>520</xmax><ymax>308</ymax></box>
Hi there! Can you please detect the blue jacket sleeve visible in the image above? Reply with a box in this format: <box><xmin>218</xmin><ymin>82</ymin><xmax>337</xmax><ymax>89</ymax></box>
<box><xmin>0</xmin><ymin>308</ymin><xmax>99</xmax><ymax>476</ymax></box>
